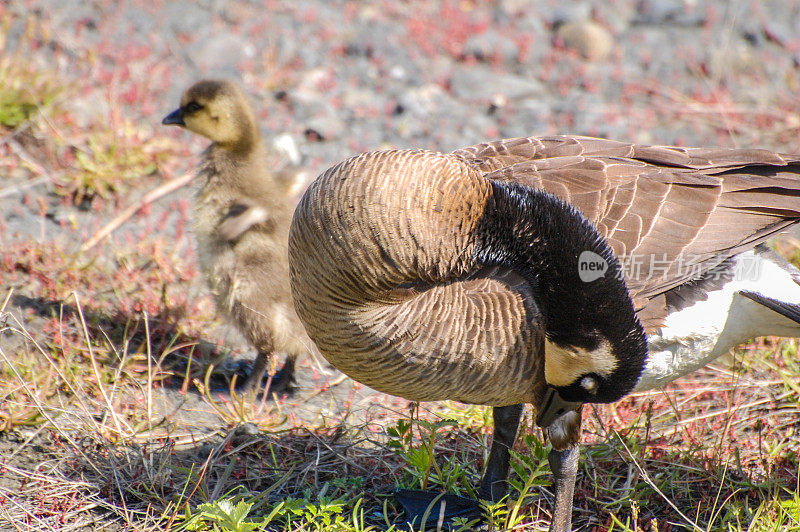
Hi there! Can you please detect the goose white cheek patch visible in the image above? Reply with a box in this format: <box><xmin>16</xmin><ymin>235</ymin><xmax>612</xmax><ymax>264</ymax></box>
<box><xmin>544</xmin><ymin>339</ymin><xmax>617</xmax><ymax>387</ymax></box>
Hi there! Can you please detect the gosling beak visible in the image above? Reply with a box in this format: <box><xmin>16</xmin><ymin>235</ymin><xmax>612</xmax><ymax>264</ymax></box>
<box><xmin>162</xmin><ymin>108</ymin><xmax>185</xmax><ymax>126</ymax></box>
<box><xmin>536</xmin><ymin>387</ymin><xmax>582</xmax><ymax>428</ymax></box>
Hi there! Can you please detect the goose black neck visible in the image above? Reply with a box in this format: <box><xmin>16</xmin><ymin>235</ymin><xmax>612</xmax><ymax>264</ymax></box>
<box><xmin>473</xmin><ymin>181</ymin><xmax>647</xmax><ymax>380</ymax></box>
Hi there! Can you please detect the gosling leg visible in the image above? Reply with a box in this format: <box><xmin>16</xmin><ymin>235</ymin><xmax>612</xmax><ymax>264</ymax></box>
<box><xmin>240</xmin><ymin>349</ymin><xmax>269</xmax><ymax>393</ymax></box>
<box><xmin>241</xmin><ymin>351</ymin><xmax>296</xmax><ymax>395</ymax></box>
<box><xmin>479</xmin><ymin>403</ymin><xmax>524</xmax><ymax>501</ymax></box>
<box><xmin>269</xmin><ymin>354</ymin><xmax>296</xmax><ymax>394</ymax></box>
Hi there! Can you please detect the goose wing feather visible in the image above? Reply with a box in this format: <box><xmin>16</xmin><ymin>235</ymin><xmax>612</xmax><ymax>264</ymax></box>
<box><xmin>455</xmin><ymin>136</ymin><xmax>800</xmax><ymax>312</ymax></box>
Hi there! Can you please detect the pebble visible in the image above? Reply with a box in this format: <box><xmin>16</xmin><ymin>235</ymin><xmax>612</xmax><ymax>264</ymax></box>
<box><xmin>635</xmin><ymin>0</ymin><xmax>705</xmax><ymax>26</ymax></box>
<box><xmin>450</xmin><ymin>67</ymin><xmax>545</xmax><ymax>101</ymax></box>
<box><xmin>463</xmin><ymin>30</ymin><xmax>521</xmax><ymax>64</ymax></box>
<box><xmin>398</xmin><ymin>84</ymin><xmax>450</xmax><ymax>117</ymax></box>
<box><xmin>272</xmin><ymin>133</ymin><xmax>302</xmax><ymax>166</ymax></box>
<box><xmin>190</xmin><ymin>33</ymin><xmax>256</xmax><ymax>75</ymax></box>
<box><xmin>550</xmin><ymin>2</ymin><xmax>592</xmax><ymax>26</ymax></box>
<box><xmin>556</xmin><ymin>20</ymin><xmax>615</xmax><ymax>62</ymax></box>
<box><xmin>304</xmin><ymin>114</ymin><xmax>346</xmax><ymax>141</ymax></box>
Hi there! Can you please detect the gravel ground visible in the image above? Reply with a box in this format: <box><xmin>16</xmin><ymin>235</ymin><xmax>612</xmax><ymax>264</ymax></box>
<box><xmin>4</xmin><ymin>0</ymin><xmax>800</xmax><ymax>243</ymax></box>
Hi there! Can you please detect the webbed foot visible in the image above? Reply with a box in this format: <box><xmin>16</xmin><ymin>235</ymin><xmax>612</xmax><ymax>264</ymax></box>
<box><xmin>238</xmin><ymin>355</ymin><xmax>296</xmax><ymax>396</ymax></box>
<box><xmin>394</xmin><ymin>489</ymin><xmax>483</xmax><ymax>528</ymax></box>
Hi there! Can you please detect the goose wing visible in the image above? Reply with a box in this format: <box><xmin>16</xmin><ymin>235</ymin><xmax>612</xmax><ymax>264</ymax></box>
<box><xmin>454</xmin><ymin>136</ymin><xmax>800</xmax><ymax>324</ymax></box>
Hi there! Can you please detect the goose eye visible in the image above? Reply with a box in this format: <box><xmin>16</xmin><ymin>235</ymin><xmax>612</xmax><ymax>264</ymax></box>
<box><xmin>184</xmin><ymin>101</ymin><xmax>203</xmax><ymax>113</ymax></box>
<box><xmin>580</xmin><ymin>376</ymin><xmax>598</xmax><ymax>394</ymax></box>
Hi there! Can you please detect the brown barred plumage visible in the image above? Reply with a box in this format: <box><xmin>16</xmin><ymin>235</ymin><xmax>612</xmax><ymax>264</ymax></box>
<box><xmin>289</xmin><ymin>135</ymin><xmax>800</xmax><ymax>531</ymax></box>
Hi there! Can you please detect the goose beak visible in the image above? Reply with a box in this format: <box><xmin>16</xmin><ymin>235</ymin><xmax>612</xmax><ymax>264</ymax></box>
<box><xmin>536</xmin><ymin>387</ymin><xmax>582</xmax><ymax>428</ymax></box>
<box><xmin>162</xmin><ymin>108</ymin><xmax>185</xmax><ymax>126</ymax></box>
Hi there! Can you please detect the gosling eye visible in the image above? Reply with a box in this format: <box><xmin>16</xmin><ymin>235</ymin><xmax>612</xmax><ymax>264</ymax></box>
<box><xmin>184</xmin><ymin>101</ymin><xmax>203</xmax><ymax>113</ymax></box>
<box><xmin>580</xmin><ymin>376</ymin><xmax>598</xmax><ymax>394</ymax></box>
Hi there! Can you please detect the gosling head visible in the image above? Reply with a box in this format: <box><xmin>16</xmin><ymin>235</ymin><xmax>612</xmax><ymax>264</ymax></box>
<box><xmin>162</xmin><ymin>79</ymin><xmax>258</xmax><ymax>151</ymax></box>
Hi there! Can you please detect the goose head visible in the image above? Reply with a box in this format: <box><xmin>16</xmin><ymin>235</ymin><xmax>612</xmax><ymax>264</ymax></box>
<box><xmin>162</xmin><ymin>79</ymin><xmax>258</xmax><ymax>153</ymax></box>
<box><xmin>541</xmin><ymin>252</ymin><xmax>648</xmax><ymax>426</ymax></box>
<box><xmin>478</xmin><ymin>182</ymin><xmax>648</xmax><ymax>426</ymax></box>
<box><xmin>537</xmin><ymin>329</ymin><xmax>646</xmax><ymax>427</ymax></box>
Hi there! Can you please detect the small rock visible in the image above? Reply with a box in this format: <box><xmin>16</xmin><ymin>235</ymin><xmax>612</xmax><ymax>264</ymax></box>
<box><xmin>304</xmin><ymin>128</ymin><xmax>324</xmax><ymax>142</ymax></box>
<box><xmin>294</xmin><ymin>68</ymin><xmax>333</xmax><ymax>105</ymax></box>
<box><xmin>450</xmin><ymin>67</ymin><xmax>545</xmax><ymax>102</ymax></box>
<box><xmin>463</xmin><ymin>30</ymin><xmax>520</xmax><ymax>63</ymax></box>
<box><xmin>272</xmin><ymin>133</ymin><xmax>302</xmax><ymax>166</ymax></box>
<box><xmin>190</xmin><ymin>34</ymin><xmax>256</xmax><ymax>75</ymax></box>
<box><xmin>341</xmin><ymin>87</ymin><xmax>380</xmax><ymax>111</ymax></box>
<box><xmin>233</xmin><ymin>422</ymin><xmax>260</xmax><ymax>437</ymax></box>
<box><xmin>595</xmin><ymin>1</ymin><xmax>636</xmax><ymax>34</ymax></box>
<box><xmin>556</xmin><ymin>20</ymin><xmax>614</xmax><ymax>62</ymax></box>
<box><xmin>162</xmin><ymin>1</ymin><xmax>213</xmax><ymax>35</ymax></box>
<box><xmin>390</xmin><ymin>65</ymin><xmax>406</xmax><ymax>80</ymax></box>
<box><xmin>398</xmin><ymin>84</ymin><xmax>450</xmax><ymax>117</ymax></box>
<box><xmin>634</xmin><ymin>0</ymin><xmax>705</xmax><ymax>26</ymax></box>
<box><xmin>499</xmin><ymin>0</ymin><xmax>533</xmax><ymax>16</ymax></box>
<box><xmin>500</xmin><ymin>99</ymin><xmax>550</xmax><ymax>138</ymax></box>
<box><xmin>709</xmin><ymin>40</ymin><xmax>764</xmax><ymax>78</ymax></box>
<box><xmin>304</xmin><ymin>114</ymin><xmax>345</xmax><ymax>141</ymax></box>
<box><xmin>551</xmin><ymin>2</ymin><xmax>592</xmax><ymax>26</ymax></box>
<box><xmin>763</xmin><ymin>20</ymin><xmax>793</xmax><ymax>48</ymax></box>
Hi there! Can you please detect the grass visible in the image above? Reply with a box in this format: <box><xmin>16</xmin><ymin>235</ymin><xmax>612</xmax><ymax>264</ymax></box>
<box><xmin>2</xmin><ymin>285</ymin><xmax>798</xmax><ymax>531</ymax></box>
<box><xmin>1</xmin><ymin>4</ymin><xmax>800</xmax><ymax>531</ymax></box>
<box><xmin>0</xmin><ymin>15</ymin><xmax>62</xmax><ymax>130</ymax></box>
<box><xmin>65</xmin><ymin>118</ymin><xmax>175</xmax><ymax>204</ymax></box>
<box><xmin>0</xmin><ymin>9</ymin><xmax>185</xmax><ymax>207</ymax></box>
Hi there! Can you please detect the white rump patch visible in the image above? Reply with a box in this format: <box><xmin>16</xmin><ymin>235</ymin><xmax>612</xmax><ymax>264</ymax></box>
<box><xmin>636</xmin><ymin>250</ymin><xmax>800</xmax><ymax>391</ymax></box>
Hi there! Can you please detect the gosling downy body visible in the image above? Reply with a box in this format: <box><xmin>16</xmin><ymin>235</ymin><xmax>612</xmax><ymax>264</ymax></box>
<box><xmin>288</xmin><ymin>136</ymin><xmax>800</xmax><ymax>530</ymax></box>
<box><xmin>163</xmin><ymin>79</ymin><xmax>308</xmax><ymax>393</ymax></box>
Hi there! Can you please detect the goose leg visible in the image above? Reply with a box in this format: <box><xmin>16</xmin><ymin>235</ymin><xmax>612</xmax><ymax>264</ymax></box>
<box><xmin>479</xmin><ymin>403</ymin><xmax>524</xmax><ymax>501</ymax></box>
<box><xmin>547</xmin><ymin>445</ymin><xmax>578</xmax><ymax>532</ymax></box>
<box><xmin>395</xmin><ymin>403</ymin><xmax>523</xmax><ymax>526</ymax></box>
<box><xmin>545</xmin><ymin>407</ymin><xmax>582</xmax><ymax>532</ymax></box>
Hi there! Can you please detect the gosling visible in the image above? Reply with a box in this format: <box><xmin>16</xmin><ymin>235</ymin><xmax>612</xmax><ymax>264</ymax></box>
<box><xmin>163</xmin><ymin>79</ymin><xmax>308</xmax><ymax>393</ymax></box>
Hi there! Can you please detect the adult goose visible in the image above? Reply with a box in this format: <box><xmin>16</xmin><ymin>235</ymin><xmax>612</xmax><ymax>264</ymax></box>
<box><xmin>288</xmin><ymin>135</ymin><xmax>800</xmax><ymax>531</ymax></box>
<box><xmin>163</xmin><ymin>80</ymin><xmax>308</xmax><ymax>394</ymax></box>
